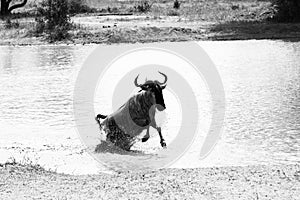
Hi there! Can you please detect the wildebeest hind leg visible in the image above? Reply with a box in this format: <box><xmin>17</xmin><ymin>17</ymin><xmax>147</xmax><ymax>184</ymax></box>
<box><xmin>156</xmin><ymin>127</ymin><xmax>166</xmax><ymax>148</ymax></box>
<box><xmin>142</xmin><ymin>126</ymin><xmax>150</xmax><ymax>142</ymax></box>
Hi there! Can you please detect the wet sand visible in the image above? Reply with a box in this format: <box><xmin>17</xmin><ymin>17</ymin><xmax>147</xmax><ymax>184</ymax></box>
<box><xmin>0</xmin><ymin>163</ymin><xmax>299</xmax><ymax>199</ymax></box>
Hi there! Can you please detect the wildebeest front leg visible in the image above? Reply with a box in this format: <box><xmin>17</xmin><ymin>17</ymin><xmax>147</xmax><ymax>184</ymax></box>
<box><xmin>142</xmin><ymin>126</ymin><xmax>150</xmax><ymax>142</ymax></box>
<box><xmin>156</xmin><ymin>127</ymin><xmax>166</xmax><ymax>148</ymax></box>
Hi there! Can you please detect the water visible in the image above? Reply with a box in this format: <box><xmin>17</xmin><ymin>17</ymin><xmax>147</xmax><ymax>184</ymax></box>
<box><xmin>0</xmin><ymin>41</ymin><xmax>299</xmax><ymax>174</ymax></box>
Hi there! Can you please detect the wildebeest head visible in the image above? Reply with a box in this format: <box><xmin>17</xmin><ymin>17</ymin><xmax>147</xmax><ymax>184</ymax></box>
<box><xmin>134</xmin><ymin>71</ymin><xmax>167</xmax><ymax>111</ymax></box>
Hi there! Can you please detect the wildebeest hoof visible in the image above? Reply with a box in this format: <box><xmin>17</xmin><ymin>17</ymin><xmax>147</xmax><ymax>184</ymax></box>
<box><xmin>160</xmin><ymin>140</ymin><xmax>166</xmax><ymax>148</ymax></box>
<box><xmin>142</xmin><ymin>137</ymin><xmax>149</xmax><ymax>142</ymax></box>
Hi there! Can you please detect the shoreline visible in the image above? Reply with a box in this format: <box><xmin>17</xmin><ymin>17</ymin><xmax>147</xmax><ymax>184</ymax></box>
<box><xmin>0</xmin><ymin>35</ymin><xmax>299</xmax><ymax>47</ymax></box>
<box><xmin>1</xmin><ymin>14</ymin><xmax>300</xmax><ymax>46</ymax></box>
<box><xmin>1</xmin><ymin>163</ymin><xmax>299</xmax><ymax>199</ymax></box>
<box><xmin>1</xmin><ymin>26</ymin><xmax>299</xmax><ymax>46</ymax></box>
<box><xmin>1</xmin><ymin>32</ymin><xmax>299</xmax><ymax>46</ymax></box>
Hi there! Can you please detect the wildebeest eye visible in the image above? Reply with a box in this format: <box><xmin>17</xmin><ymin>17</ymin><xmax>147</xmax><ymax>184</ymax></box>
<box><xmin>141</xmin><ymin>84</ymin><xmax>149</xmax><ymax>90</ymax></box>
<box><xmin>161</xmin><ymin>85</ymin><xmax>166</xmax><ymax>90</ymax></box>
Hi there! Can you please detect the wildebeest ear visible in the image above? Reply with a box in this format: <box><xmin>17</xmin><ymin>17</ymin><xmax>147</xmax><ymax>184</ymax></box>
<box><xmin>161</xmin><ymin>85</ymin><xmax>166</xmax><ymax>90</ymax></box>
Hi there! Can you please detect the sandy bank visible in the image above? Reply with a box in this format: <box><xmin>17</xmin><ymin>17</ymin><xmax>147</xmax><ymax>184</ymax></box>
<box><xmin>0</xmin><ymin>163</ymin><xmax>299</xmax><ymax>199</ymax></box>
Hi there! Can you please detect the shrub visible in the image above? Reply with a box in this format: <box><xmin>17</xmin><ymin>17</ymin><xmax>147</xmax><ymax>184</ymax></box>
<box><xmin>68</xmin><ymin>0</ymin><xmax>94</xmax><ymax>14</ymax></box>
<box><xmin>272</xmin><ymin>0</ymin><xmax>300</xmax><ymax>22</ymax></box>
<box><xmin>173</xmin><ymin>0</ymin><xmax>180</xmax><ymax>9</ymax></box>
<box><xmin>231</xmin><ymin>4</ymin><xmax>239</xmax><ymax>10</ymax></box>
<box><xmin>4</xmin><ymin>18</ymin><xmax>19</xmax><ymax>29</ymax></box>
<box><xmin>47</xmin><ymin>25</ymin><xmax>71</xmax><ymax>41</ymax></box>
<box><xmin>134</xmin><ymin>0</ymin><xmax>153</xmax><ymax>13</ymax></box>
<box><xmin>35</xmin><ymin>0</ymin><xmax>72</xmax><ymax>41</ymax></box>
<box><xmin>167</xmin><ymin>9</ymin><xmax>180</xmax><ymax>16</ymax></box>
<box><xmin>106</xmin><ymin>6</ymin><xmax>119</xmax><ymax>13</ymax></box>
<box><xmin>34</xmin><ymin>16</ymin><xmax>45</xmax><ymax>34</ymax></box>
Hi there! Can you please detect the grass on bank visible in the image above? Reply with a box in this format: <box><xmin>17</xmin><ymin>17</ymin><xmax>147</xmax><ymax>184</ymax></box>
<box><xmin>0</xmin><ymin>0</ymin><xmax>299</xmax><ymax>44</ymax></box>
<box><xmin>0</xmin><ymin>156</ymin><xmax>47</xmax><ymax>174</ymax></box>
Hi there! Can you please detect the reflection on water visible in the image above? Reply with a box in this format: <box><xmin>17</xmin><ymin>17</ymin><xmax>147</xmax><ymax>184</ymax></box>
<box><xmin>0</xmin><ymin>45</ymin><xmax>91</xmax><ymax>129</ymax></box>
<box><xmin>196</xmin><ymin>40</ymin><xmax>300</xmax><ymax>166</ymax></box>
<box><xmin>0</xmin><ymin>41</ymin><xmax>299</xmax><ymax>174</ymax></box>
<box><xmin>0</xmin><ymin>45</ymin><xmax>100</xmax><ymax>174</ymax></box>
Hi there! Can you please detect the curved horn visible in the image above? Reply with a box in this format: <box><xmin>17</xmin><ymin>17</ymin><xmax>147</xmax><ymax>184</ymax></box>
<box><xmin>134</xmin><ymin>74</ymin><xmax>142</xmax><ymax>87</ymax></box>
<box><xmin>157</xmin><ymin>71</ymin><xmax>168</xmax><ymax>85</ymax></box>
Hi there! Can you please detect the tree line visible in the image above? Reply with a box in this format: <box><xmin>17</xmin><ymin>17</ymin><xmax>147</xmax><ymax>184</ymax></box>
<box><xmin>1</xmin><ymin>0</ymin><xmax>300</xmax><ymax>22</ymax></box>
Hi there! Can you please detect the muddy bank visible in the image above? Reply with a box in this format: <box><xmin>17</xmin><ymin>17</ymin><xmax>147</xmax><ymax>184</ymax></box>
<box><xmin>0</xmin><ymin>163</ymin><xmax>299</xmax><ymax>199</ymax></box>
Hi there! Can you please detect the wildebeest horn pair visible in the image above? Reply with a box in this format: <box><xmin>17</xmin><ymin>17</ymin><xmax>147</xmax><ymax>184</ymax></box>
<box><xmin>134</xmin><ymin>71</ymin><xmax>168</xmax><ymax>87</ymax></box>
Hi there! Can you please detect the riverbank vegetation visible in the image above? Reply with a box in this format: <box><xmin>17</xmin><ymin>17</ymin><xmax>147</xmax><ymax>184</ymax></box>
<box><xmin>34</xmin><ymin>0</ymin><xmax>72</xmax><ymax>41</ymax></box>
<box><xmin>272</xmin><ymin>0</ymin><xmax>300</xmax><ymax>22</ymax></box>
<box><xmin>0</xmin><ymin>0</ymin><xmax>300</xmax><ymax>45</ymax></box>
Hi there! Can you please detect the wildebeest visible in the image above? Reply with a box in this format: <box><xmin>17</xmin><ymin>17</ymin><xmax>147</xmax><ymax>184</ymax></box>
<box><xmin>95</xmin><ymin>72</ymin><xmax>168</xmax><ymax>151</ymax></box>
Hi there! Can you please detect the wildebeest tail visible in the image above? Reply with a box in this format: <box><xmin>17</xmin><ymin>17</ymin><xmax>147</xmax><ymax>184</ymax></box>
<box><xmin>96</xmin><ymin>114</ymin><xmax>107</xmax><ymax>119</ymax></box>
<box><xmin>95</xmin><ymin>114</ymin><xmax>107</xmax><ymax>125</ymax></box>
<box><xmin>96</xmin><ymin>114</ymin><xmax>107</xmax><ymax>122</ymax></box>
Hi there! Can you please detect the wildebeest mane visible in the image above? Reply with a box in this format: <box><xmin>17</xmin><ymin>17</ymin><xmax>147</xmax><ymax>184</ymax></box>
<box><xmin>129</xmin><ymin>90</ymin><xmax>155</xmax><ymax>127</ymax></box>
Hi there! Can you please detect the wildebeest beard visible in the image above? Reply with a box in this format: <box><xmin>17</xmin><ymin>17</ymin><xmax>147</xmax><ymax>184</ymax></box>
<box><xmin>100</xmin><ymin>90</ymin><xmax>157</xmax><ymax>150</ymax></box>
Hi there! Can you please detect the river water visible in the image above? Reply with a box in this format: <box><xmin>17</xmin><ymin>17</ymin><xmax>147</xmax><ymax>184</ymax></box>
<box><xmin>0</xmin><ymin>40</ymin><xmax>299</xmax><ymax>174</ymax></box>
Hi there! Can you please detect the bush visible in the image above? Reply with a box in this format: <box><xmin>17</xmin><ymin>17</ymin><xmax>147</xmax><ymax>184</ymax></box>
<box><xmin>272</xmin><ymin>0</ymin><xmax>300</xmax><ymax>22</ymax></box>
<box><xmin>106</xmin><ymin>6</ymin><xmax>119</xmax><ymax>13</ymax></box>
<box><xmin>35</xmin><ymin>0</ymin><xmax>72</xmax><ymax>41</ymax></box>
<box><xmin>167</xmin><ymin>9</ymin><xmax>180</xmax><ymax>16</ymax></box>
<box><xmin>48</xmin><ymin>25</ymin><xmax>71</xmax><ymax>41</ymax></box>
<box><xmin>68</xmin><ymin>0</ymin><xmax>94</xmax><ymax>14</ymax></box>
<box><xmin>173</xmin><ymin>0</ymin><xmax>180</xmax><ymax>9</ymax></box>
<box><xmin>4</xmin><ymin>18</ymin><xmax>19</xmax><ymax>29</ymax></box>
<box><xmin>34</xmin><ymin>16</ymin><xmax>45</xmax><ymax>34</ymax></box>
<box><xmin>134</xmin><ymin>0</ymin><xmax>153</xmax><ymax>13</ymax></box>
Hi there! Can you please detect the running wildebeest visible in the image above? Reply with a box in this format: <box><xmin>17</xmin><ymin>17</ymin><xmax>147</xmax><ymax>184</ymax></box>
<box><xmin>95</xmin><ymin>72</ymin><xmax>168</xmax><ymax>151</ymax></box>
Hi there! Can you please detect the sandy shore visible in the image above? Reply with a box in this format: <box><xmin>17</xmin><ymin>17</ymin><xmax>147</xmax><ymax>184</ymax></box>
<box><xmin>0</xmin><ymin>163</ymin><xmax>299</xmax><ymax>199</ymax></box>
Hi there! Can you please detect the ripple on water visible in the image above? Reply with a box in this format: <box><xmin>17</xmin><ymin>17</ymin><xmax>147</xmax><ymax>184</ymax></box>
<box><xmin>0</xmin><ymin>41</ymin><xmax>299</xmax><ymax>174</ymax></box>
